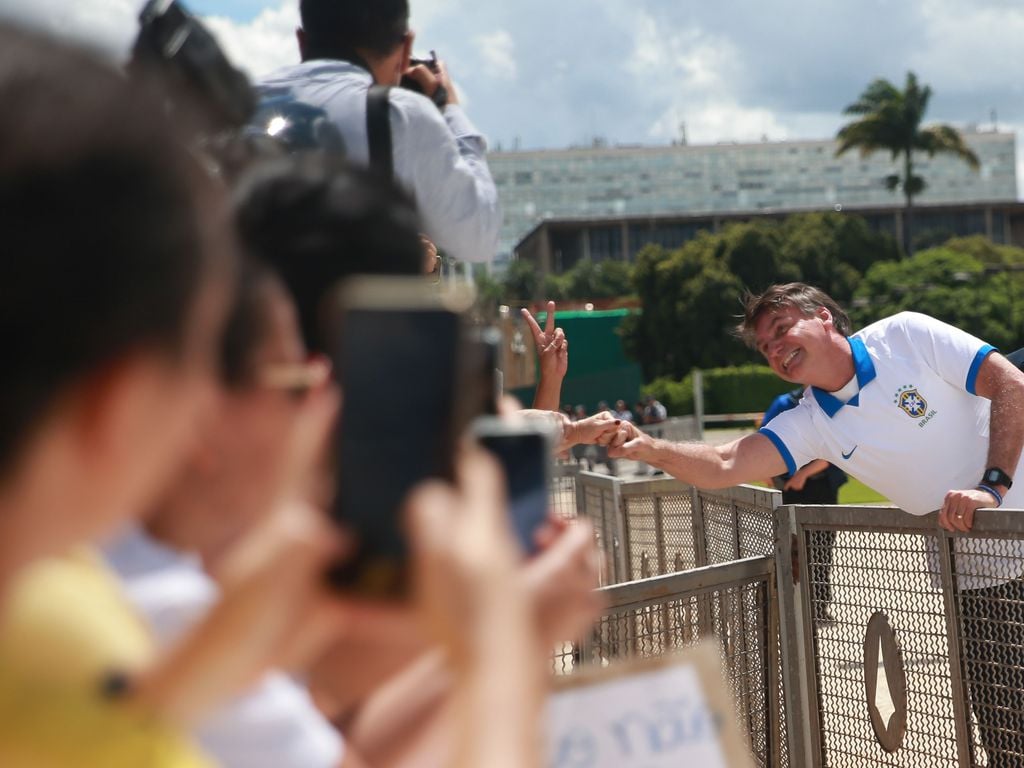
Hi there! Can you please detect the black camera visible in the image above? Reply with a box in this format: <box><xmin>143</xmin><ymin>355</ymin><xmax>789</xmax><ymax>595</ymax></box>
<box><xmin>400</xmin><ymin>50</ymin><xmax>448</xmax><ymax>110</ymax></box>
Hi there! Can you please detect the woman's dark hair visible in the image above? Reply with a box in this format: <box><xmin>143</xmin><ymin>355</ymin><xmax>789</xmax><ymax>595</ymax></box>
<box><xmin>299</xmin><ymin>0</ymin><xmax>410</xmax><ymax>60</ymax></box>
<box><xmin>0</xmin><ymin>23</ymin><xmax>230</xmax><ymax>473</ymax></box>
<box><xmin>233</xmin><ymin>155</ymin><xmax>423</xmax><ymax>351</ymax></box>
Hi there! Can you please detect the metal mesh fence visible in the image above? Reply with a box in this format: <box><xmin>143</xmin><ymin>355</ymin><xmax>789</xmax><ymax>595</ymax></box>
<box><xmin>809</xmin><ymin>527</ymin><xmax>959</xmax><ymax>766</ymax></box>
<box><xmin>577</xmin><ymin>473</ymin><xmax>782</xmax><ymax>583</ymax></box>
<box><xmin>577</xmin><ymin>472</ymin><xmax>623</xmax><ymax>585</ymax></box>
<box><xmin>779</xmin><ymin>505</ymin><xmax>1024</xmax><ymax>768</ymax></box>
<box><xmin>572</xmin><ymin>557</ymin><xmax>786</xmax><ymax>768</ymax></box>
<box><xmin>548</xmin><ymin>462</ymin><xmax>580</xmax><ymax>522</ymax></box>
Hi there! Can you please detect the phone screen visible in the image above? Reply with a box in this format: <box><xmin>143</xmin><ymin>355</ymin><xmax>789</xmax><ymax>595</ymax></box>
<box><xmin>478</xmin><ymin>431</ymin><xmax>549</xmax><ymax>555</ymax></box>
<box><xmin>330</xmin><ymin>306</ymin><xmax>460</xmax><ymax>596</ymax></box>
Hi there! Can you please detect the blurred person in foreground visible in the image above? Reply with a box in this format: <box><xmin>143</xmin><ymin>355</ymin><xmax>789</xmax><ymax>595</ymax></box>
<box><xmin>599</xmin><ymin>282</ymin><xmax>1024</xmax><ymax>766</ymax></box>
<box><xmin>197</xmin><ymin>155</ymin><xmax>605</xmax><ymax>766</ymax></box>
<box><xmin>256</xmin><ymin>0</ymin><xmax>500</xmax><ymax>264</ymax></box>
<box><xmin>0</xmin><ymin>24</ymin><xmax>541</xmax><ymax>768</ymax></box>
<box><xmin>102</xmin><ymin>254</ymin><xmax>356</xmax><ymax>768</ymax></box>
<box><xmin>0</xmin><ymin>22</ymin><xmax>240</xmax><ymax>765</ymax></box>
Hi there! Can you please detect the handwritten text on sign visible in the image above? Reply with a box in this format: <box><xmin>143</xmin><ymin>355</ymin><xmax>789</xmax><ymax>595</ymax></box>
<box><xmin>546</xmin><ymin>663</ymin><xmax>730</xmax><ymax>768</ymax></box>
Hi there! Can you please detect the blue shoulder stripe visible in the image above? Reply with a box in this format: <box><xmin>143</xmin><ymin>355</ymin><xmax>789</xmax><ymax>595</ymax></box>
<box><xmin>966</xmin><ymin>345</ymin><xmax>996</xmax><ymax>395</ymax></box>
<box><xmin>758</xmin><ymin>428</ymin><xmax>797</xmax><ymax>476</ymax></box>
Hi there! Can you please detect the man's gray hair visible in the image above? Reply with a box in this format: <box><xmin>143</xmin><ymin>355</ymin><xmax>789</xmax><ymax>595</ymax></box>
<box><xmin>735</xmin><ymin>283</ymin><xmax>852</xmax><ymax>348</ymax></box>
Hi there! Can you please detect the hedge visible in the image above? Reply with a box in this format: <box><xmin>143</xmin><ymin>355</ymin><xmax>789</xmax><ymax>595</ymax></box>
<box><xmin>642</xmin><ymin>364</ymin><xmax>794</xmax><ymax>416</ymax></box>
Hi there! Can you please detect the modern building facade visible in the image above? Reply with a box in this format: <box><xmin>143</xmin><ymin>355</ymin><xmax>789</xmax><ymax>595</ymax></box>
<box><xmin>514</xmin><ymin>200</ymin><xmax>1024</xmax><ymax>278</ymax></box>
<box><xmin>488</xmin><ymin>130</ymin><xmax>1017</xmax><ymax>262</ymax></box>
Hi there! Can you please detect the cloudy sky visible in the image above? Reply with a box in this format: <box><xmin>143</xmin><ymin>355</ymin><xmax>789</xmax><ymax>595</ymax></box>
<box><xmin>3</xmin><ymin>0</ymin><xmax>1023</xmax><ymax>192</ymax></box>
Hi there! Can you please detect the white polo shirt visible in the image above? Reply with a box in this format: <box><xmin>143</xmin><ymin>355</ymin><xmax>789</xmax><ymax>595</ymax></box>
<box><xmin>759</xmin><ymin>311</ymin><xmax>1024</xmax><ymax>589</ymax></box>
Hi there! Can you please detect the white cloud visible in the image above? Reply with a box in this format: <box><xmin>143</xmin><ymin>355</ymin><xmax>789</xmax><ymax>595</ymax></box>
<box><xmin>0</xmin><ymin>0</ymin><xmax>1020</xmax><ymax>197</ymax></box>
<box><xmin>627</xmin><ymin>13</ymin><xmax>739</xmax><ymax>92</ymax></box>
<box><xmin>648</xmin><ymin>102</ymin><xmax>788</xmax><ymax>145</ymax></box>
<box><xmin>473</xmin><ymin>29</ymin><xmax>516</xmax><ymax>81</ymax></box>
<box><xmin>202</xmin><ymin>1</ymin><xmax>298</xmax><ymax>79</ymax></box>
<box><xmin>911</xmin><ymin>0</ymin><xmax>1024</xmax><ymax>91</ymax></box>
<box><xmin>0</xmin><ymin>0</ymin><xmax>139</xmax><ymax>60</ymax></box>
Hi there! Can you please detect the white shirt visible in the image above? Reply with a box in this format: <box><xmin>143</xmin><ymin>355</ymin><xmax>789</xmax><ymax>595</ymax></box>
<box><xmin>103</xmin><ymin>527</ymin><xmax>344</xmax><ymax>768</ymax></box>
<box><xmin>760</xmin><ymin>311</ymin><xmax>1024</xmax><ymax>588</ymax></box>
<box><xmin>258</xmin><ymin>60</ymin><xmax>501</xmax><ymax>264</ymax></box>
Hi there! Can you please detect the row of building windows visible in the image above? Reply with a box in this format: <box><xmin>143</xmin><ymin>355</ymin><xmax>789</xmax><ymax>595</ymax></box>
<box><xmin>538</xmin><ymin>208</ymin><xmax>1012</xmax><ymax>273</ymax></box>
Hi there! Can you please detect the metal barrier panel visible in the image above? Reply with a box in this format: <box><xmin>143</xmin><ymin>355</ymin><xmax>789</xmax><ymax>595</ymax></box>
<box><xmin>548</xmin><ymin>461</ymin><xmax>580</xmax><ymax>521</ymax></box>
<box><xmin>619</xmin><ymin>478</ymin><xmax>782</xmax><ymax>578</ymax></box>
<box><xmin>697</xmin><ymin>484</ymin><xmax>782</xmax><ymax>565</ymax></box>
<box><xmin>578</xmin><ymin>474</ymin><xmax>782</xmax><ymax>583</ymax></box>
<box><xmin>778</xmin><ymin>505</ymin><xmax>1024</xmax><ymax>768</ymax></box>
<box><xmin>620</xmin><ymin>477</ymin><xmax>700</xmax><ymax>580</ymax></box>
<box><xmin>570</xmin><ymin>557</ymin><xmax>786</xmax><ymax>768</ymax></box>
<box><xmin>576</xmin><ymin>471</ymin><xmax>625</xmax><ymax>585</ymax></box>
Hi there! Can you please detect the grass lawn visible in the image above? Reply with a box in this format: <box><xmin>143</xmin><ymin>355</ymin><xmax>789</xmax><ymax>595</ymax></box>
<box><xmin>838</xmin><ymin>476</ymin><xmax>887</xmax><ymax>505</ymax></box>
<box><xmin>751</xmin><ymin>476</ymin><xmax>888</xmax><ymax>504</ymax></box>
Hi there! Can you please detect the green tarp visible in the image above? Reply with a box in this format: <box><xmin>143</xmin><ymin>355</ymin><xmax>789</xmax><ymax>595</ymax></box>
<box><xmin>508</xmin><ymin>309</ymin><xmax>643</xmax><ymax>413</ymax></box>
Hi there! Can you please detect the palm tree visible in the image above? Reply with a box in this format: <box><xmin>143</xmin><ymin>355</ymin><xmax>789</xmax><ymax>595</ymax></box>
<box><xmin>836</xmin><ymin>72</ymin><xmax>980</xmax><ymax>255</ymax></box>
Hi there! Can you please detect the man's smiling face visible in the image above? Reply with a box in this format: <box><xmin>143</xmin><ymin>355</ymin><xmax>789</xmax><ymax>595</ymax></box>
<box><xmin>754</xmin><ymin>304</ymin><xmax>833</xmax><ymax>384</ymax></box>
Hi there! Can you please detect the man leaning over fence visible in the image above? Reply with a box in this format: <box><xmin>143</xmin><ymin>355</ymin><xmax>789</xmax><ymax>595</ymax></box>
<box><xmin>595</xmin><ymin>282</ymin><xmax>1024</xmax><ymax>766</ymax></box>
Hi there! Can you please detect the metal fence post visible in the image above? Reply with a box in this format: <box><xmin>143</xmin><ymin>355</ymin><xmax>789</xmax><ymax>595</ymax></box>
<box><xmin>775</xmin><ymin>505</ymin><xmax>818</xmax><ymax>768</ymax></box>
<box><xmin>937</xmin><ymin>533</ymin><xmax>974</xmax><ymax>767</ymax></box>
<box><xmin>766</xmin><ymin>563</ymin><xmax>784</xmax><ymax>768</ymax></box>
<box><xmin>690</xmin><ymin>486</ymin><xmax>715</xmax><ymax>639</ymax></box>
<box><xmin>573</xmin><ymin>466</ymin><xmax>586</xmax><ymax>519</ymax></box>
<box><xmin>610</xmin><ymin>478</ymin><xmax>629</xmax><ymax>583</ymax></box>
<box><xmin>691</xmin><ymin>485</ymin><xmax>709</xmax><ymax>568</ymax></box>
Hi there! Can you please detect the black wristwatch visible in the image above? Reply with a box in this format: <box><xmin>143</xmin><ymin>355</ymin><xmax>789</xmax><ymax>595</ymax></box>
<box><xmin>982</xmin><ymin>467</ymin><xmax>1013</xmax><ymax>489</ymax></box>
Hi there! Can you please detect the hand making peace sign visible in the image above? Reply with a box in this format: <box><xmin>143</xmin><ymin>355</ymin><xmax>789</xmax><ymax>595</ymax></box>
<box><xmin>521</xmin><ymin>301</ymin><xmax>568</xmax><ymax>381</ymax></box>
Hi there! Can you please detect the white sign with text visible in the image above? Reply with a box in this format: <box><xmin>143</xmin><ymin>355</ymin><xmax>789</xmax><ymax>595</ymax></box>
<box><xmin>545</xmin><ymin>644</ymin><xmax>754</xmax><ymax>768</ymax></box>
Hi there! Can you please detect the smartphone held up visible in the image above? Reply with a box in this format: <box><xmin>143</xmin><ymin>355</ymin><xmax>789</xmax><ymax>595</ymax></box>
<box><xmin>325</xmin><ymin>276</ymin><xmax>545</xmax><ymax>599</ymax></box>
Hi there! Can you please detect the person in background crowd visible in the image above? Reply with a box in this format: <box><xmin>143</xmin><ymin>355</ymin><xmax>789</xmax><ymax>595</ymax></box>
<box><xmin>231</xmin><ymin>155</ymin><xmax>604</xmax><ymax>766</ymax></box>
<box><xmin>761</xmin><ymin>388</ymin><xmax>847</xmax><ymax>625</ymax></box>
<box><xmin>613</xmin><ymin>399</ymin><xmax>634</xmax><ymax>424</ymax></box>
<box><xmin>643</xmin><ymin>395</ymin><xmax>668</xmax><ymax>426</ymax></box>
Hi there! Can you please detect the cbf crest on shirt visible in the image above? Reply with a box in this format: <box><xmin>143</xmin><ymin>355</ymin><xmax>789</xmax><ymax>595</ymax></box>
<box><xmin>893</xmin><ymin>384</ymin><xmax>937</xmax><ymax>425</ymax></box>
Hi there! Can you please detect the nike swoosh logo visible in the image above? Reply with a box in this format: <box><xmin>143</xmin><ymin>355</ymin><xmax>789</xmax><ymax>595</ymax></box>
<box><xmin>841</xmin><ymin>446</ymin><xmax>857</xmax><ymax>460</ymax></box>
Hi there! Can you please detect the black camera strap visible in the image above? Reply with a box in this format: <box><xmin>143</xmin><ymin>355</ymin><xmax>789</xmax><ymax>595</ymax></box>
<box><xmin>366</xmin><ymin>85</ymin><xmax>394</xmax><ymax>179</ymax></box>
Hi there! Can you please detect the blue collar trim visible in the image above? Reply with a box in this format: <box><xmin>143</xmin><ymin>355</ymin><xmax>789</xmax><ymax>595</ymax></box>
<box><xmin>811</xmin><ymin>336</ymin><xmax>876</xmax><ymax>418</ymax></box>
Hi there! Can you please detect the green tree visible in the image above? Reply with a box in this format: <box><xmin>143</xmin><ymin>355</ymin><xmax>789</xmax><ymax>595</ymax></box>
<box><xmin>836</xmin><ymin>72</ymin><xmax>979</xmax><ymax>256</ymax></box>
<box><xmin>621</xmin><ymin>238</ymin><xmax>748</xmax><ymax>380</ymax></box>
<box><xmin>500</xmin><ymin>258</ymin><xmax>540</xmax><ymax>301</ymax></box>
<box><xmin>623</xmin><ymin>213</ymin><xmax>902</xmax><ymax>378</ymax></box>
<box><xmin>779</xmin><ymin>212</ymin><xmax>900</xmax><ymax>303</ymax></box>
<box><xmin>561</xmin><ymin>258</ymin><xmax>634</xmax><ymax>299</ymax></box>
<box><xmin>852</xmin><ymin>246</ymin><xmax>1015</xmax><ymax>349</ymax></box>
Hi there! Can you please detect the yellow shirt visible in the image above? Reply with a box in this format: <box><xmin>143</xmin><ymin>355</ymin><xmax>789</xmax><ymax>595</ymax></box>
<box><xmin>0</xmin><ymin>550</ymin><xmax>214</xmax><ymax>767</ymax></box>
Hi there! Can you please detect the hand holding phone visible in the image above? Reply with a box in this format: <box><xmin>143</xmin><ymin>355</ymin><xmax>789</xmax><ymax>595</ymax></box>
<box><xmin>327</xmin><ymin>277</ymin><xmax>473</xmax><ymax>598</ymax></box>
<box><xmin>472</xmin><ymin>417</ymin><xmax>555</xmax><ymax>556</ymax></box>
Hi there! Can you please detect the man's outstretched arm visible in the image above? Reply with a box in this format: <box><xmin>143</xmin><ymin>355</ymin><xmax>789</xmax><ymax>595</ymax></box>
<box><xmin>605</xmin><ymin>424</ymin><xmax>788</xmax><ymax>490</ymax></box>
